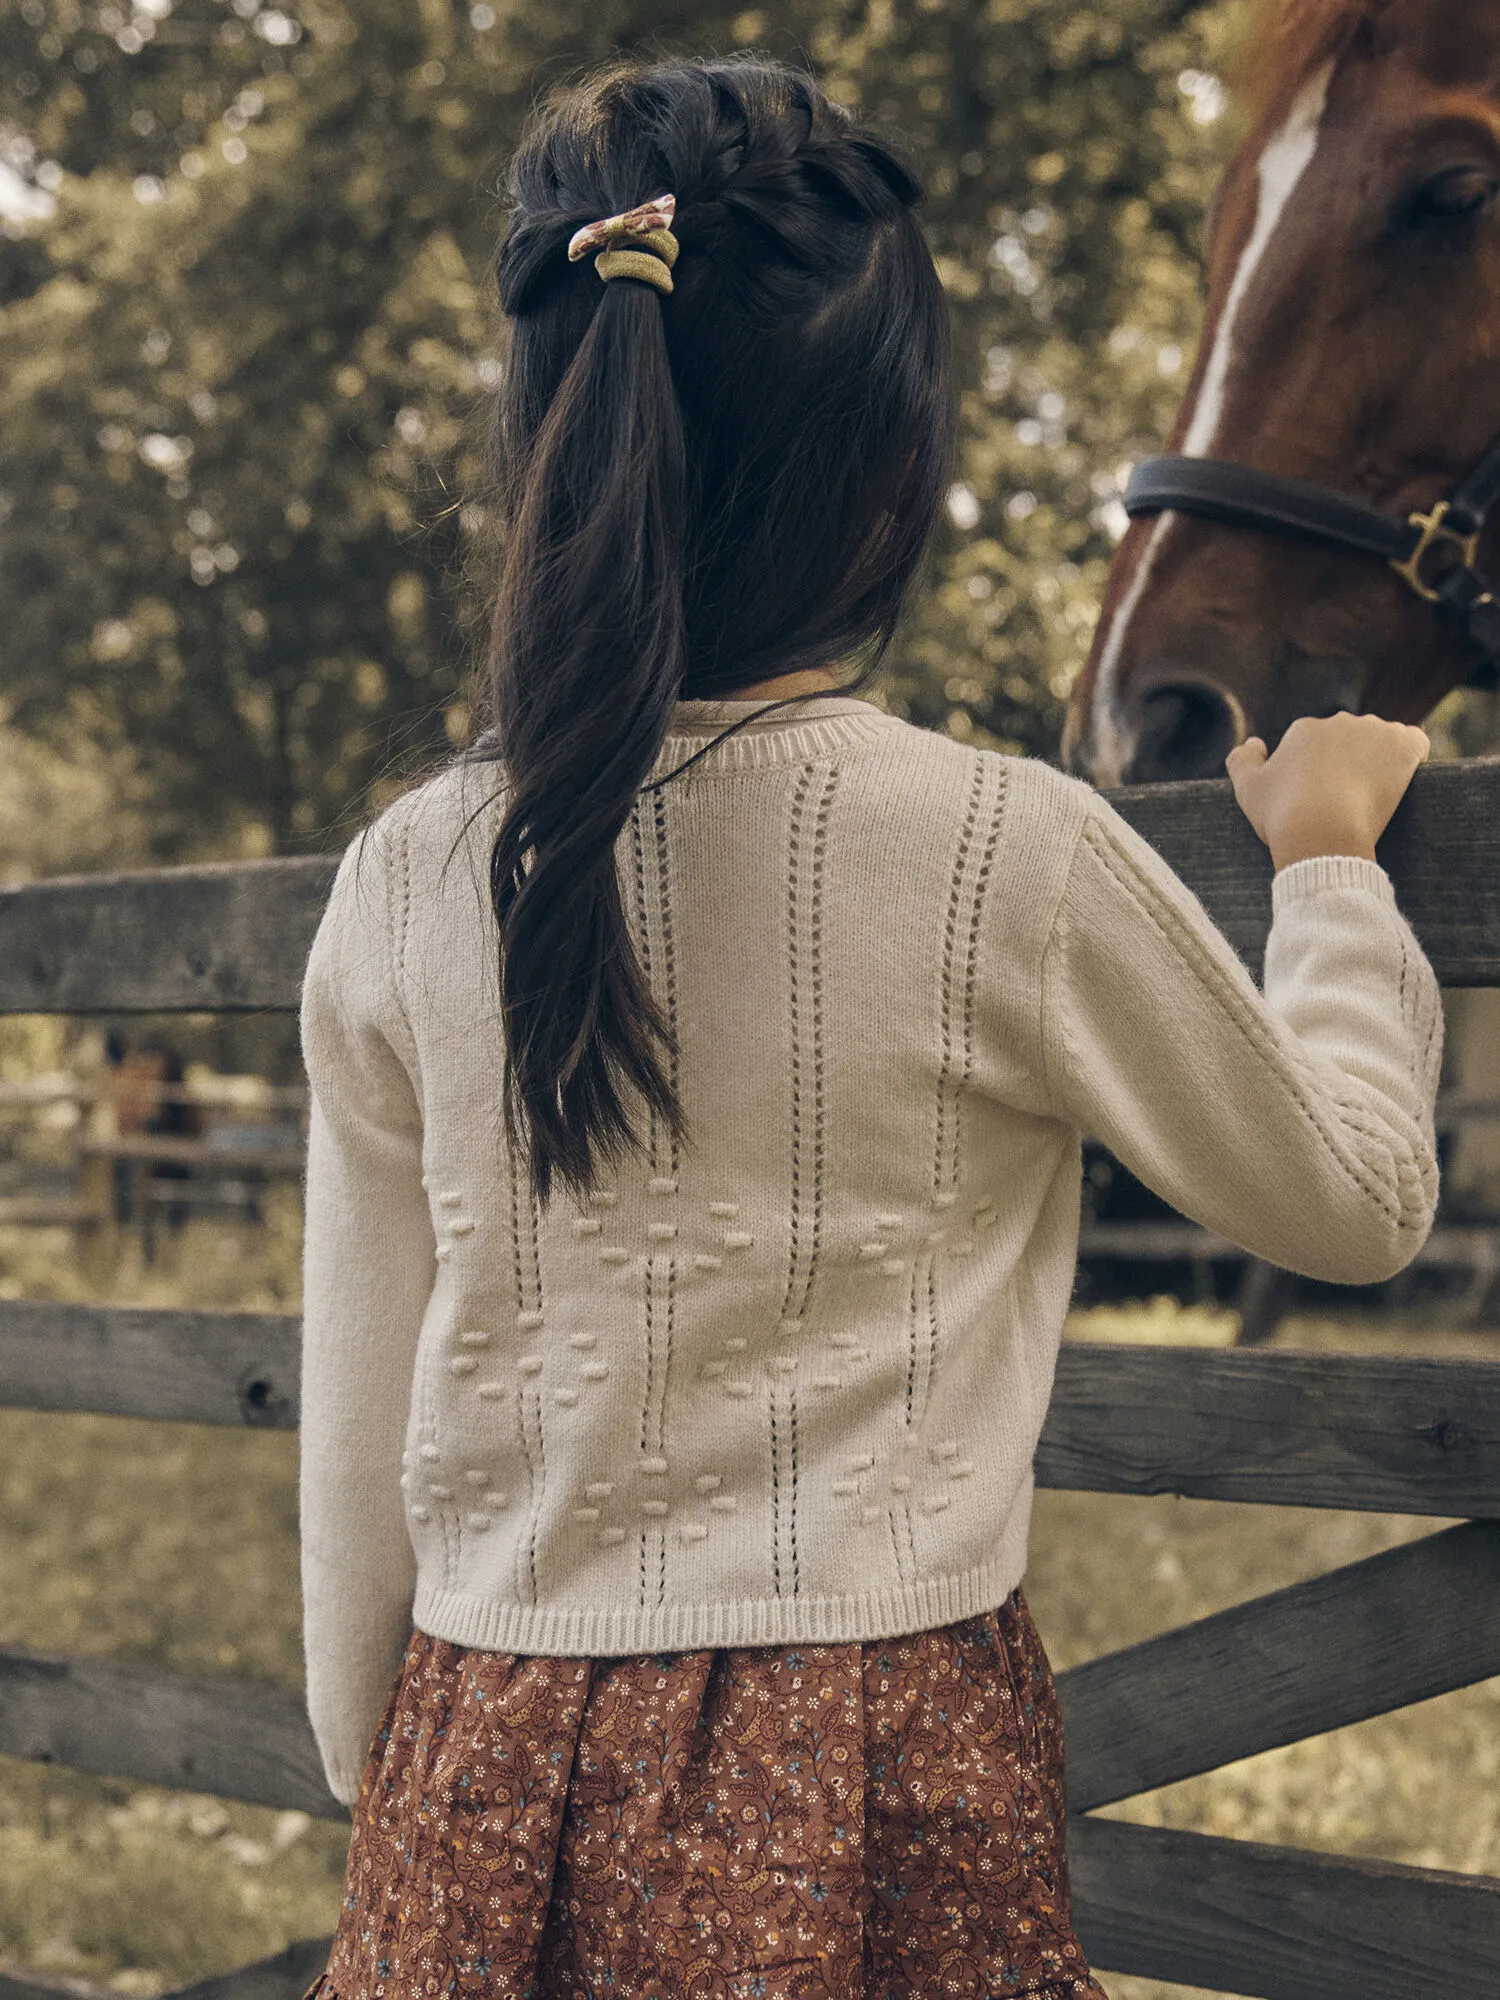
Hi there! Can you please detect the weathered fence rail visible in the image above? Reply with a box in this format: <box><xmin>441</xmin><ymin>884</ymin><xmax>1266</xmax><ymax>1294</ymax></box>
<box><xmin>5</xmin><ymin>1301</ymin><xmax>1499</xmax><ymax>1513</ymax></box>
<box><xmin>0</xmin><ymin>760</ymin><xmax>1497</xmax><ymax>2000</ymax></box>
<box><xmin>0</xmin><ymin>855</ymin><xmax>336</xmax><ymax>1015</ymax></box>
<box><xmin>0</xmin><ymin>759</ymin><xmax>1496</xmax><ymax>1011</ymax></box>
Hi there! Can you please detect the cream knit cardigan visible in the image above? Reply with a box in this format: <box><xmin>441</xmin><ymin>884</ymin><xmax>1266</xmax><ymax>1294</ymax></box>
<box><xmin>299</xmin><ymin>695</ymin><xmax>1442</xmax><ymax>1806</ymax></box>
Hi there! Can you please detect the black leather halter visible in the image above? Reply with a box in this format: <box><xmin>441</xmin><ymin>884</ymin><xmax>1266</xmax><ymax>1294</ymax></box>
<box><xmin>1122</xmin><ymin>436</ymin><xmax>1500</xmax><ymax>692</ymax></box>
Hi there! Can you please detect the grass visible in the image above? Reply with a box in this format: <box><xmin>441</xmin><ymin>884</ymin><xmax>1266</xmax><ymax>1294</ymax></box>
<box><xmin>0</xmin><ymin>1218</ymin><xmax>1495</xmax><ymax>2000</ymax></box>
<box><xmin>0</xmin><ymin>1203</ymin><xmax>341</xmax><ymax>1996</ymax></box>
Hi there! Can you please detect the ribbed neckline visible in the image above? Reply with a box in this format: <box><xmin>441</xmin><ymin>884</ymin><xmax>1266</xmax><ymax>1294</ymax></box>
<box><xmin>648</xmin><ymin>695</ymin><xmax>900</xmax><ymax>782</ymax></box>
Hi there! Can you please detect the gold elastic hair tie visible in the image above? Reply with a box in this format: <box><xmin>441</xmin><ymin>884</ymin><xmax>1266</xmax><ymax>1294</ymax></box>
<box><xmin>567</xmin><ymin>193</ymin><xmax>679</xmax><ymax>296</ymax></box>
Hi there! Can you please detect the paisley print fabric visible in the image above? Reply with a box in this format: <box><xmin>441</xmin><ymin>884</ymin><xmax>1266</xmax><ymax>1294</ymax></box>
<box><xmin>303</xmin><ymin>1586</ymin><xmax>1107</xmax><ymax>1998</ymax></box>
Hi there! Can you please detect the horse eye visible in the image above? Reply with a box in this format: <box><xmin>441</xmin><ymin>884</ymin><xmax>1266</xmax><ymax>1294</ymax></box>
<box><xmin>1400</xmin><ymin>167</ymin><xmax>1497</xmax><ymax>228</ymax></box>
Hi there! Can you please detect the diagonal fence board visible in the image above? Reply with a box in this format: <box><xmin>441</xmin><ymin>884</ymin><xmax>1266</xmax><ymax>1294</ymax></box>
<box><xmin>162</xmin><ymin>1938</ymin><xmax>334</xmax><ymax>2000</ymax></box>
<box><xmin>4</xmin><ymin>1305</ymin><xmax>1500</xmax><ymax>1516</ymax></box>
<box><xmin>1057</xmin><ymin>1520</ymin><xmax>1500</xmax><ymax>1812</ymax></box>
<box><xmin>0</xmin><ymin>1977</ymin><xmax>117</xmax><ymax>2000</ymax></box>
<box><xmin>0</xmin><ymin>761</ymin><xmax>1499</xmax><ymax>1015</ymax></box>
<box><xmin>4</xmin><ymin>1528</ymin><xmax>1499</xmax><ymax>1821</ymax></box>
<box><xmin>1040</xmin><ymin>1340</ymin><xmax>1500</xmax><ymax>1516</ymax></box>
<box><xmin>0</xmin><ymin>1939</ymin><xmax>333</xmax><ymax>2000</ymax></box>
<box><xmin>0</xmin><ymin>1301</ymin><xmax>301</xmax><ymax>1429</ymax></box>
<box><xmin>0</xmin><ymin>1646</ymin><xmax>346</xmax><ymax>1822</ymax></box>
<box><xmin>1068</xmin><ymin>1815</ymin><xmax>1500</xmax><ymax>2000</ymax></box>
<box><xmin>13</xmin><ymin>1824</ymin><xmax>1500</xmax><ymax>2000</ymax></box>
<box><xmin>27</xmin><ymin>1826</ymin><xmax>1496</xmax><ymax>2000</ymax></box>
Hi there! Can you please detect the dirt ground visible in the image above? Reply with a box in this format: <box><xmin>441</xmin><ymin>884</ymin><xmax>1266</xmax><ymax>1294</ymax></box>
<box><xmin>0</xmin><ymin>1216</ymin><xmax>1494</xmax><ymax>2000</ymax></box>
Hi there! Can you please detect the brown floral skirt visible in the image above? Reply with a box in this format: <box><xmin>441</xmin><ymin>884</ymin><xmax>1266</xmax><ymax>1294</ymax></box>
<box><xmin>303</xmin><ymin>1585</ymin><xmax>1107</xmax><ymax>1999</ymax></box>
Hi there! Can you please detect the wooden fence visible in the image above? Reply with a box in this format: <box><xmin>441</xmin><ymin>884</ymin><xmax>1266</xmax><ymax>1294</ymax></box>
<box><xmin>1077</xmin><ymin>1100</ymin><xmax>1500</xmax><ymax>1342</ymax></box>
<box><xmin>0</xmin><ymin>761</ymin><xmax>1498</xmax><ymax>2000</ymax></box>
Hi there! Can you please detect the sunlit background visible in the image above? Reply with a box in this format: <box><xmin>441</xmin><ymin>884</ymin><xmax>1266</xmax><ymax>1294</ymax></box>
<box><xmin>0</xmin><ymin>0</ymin><xmax>1257</xmax><ymax>876</ymax></box>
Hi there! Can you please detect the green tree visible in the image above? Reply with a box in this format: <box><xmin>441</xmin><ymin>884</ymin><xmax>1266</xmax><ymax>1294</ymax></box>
<box><xmin>0</xmin><ymin>0</ymin><xmax>1239</xmax><ymax>860</ymax></box>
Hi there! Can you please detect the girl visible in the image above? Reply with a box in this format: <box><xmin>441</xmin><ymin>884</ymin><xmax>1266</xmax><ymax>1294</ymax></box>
<box><xmin>298</xmin><ymin>54</ymin><xmax>1439</xmax><ymax>2000</ymax></box>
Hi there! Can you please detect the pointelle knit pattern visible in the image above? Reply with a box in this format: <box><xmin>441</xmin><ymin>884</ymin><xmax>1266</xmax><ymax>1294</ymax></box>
<box><xmin>298</xmin><ymin>694</ymin><xmax>1443</xmax><ymax>1806</ymax></box>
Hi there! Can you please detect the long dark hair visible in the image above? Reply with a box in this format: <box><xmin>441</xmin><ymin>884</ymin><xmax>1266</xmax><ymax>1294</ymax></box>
<box><xmin>465</xmin><ymin>54</ymin><xmax>957</xmax><ymax>1210</ymax></box>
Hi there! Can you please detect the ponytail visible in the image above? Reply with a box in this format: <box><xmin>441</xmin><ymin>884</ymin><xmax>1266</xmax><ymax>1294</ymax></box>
<box><xmin>467</xmin><ymin>58</ymin><xmax>956</xmax><ymax>1210</ymax></box>
<box><xmin>486</xmin><ymin>264</ymin><xmax>689</xmax><ymax>1209</ymax></box>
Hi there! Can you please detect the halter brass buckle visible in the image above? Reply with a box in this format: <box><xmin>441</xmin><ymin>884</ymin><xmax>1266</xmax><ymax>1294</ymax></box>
<box><xmin>1392</xmin><ymin>500</ymin><xmax>1482</xmax><ymax>603</ymax></box>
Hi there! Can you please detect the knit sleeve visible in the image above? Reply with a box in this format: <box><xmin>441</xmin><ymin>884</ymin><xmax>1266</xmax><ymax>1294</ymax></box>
<box><xmin>298</xmin><ymin>809</ymin><xmax>434</xmax><ymax>1809</ymax></box>
<box><xmin>1038</xmin><ymin>794</ymin><xmax>1442</xmax><ymax>1284</ymax></box>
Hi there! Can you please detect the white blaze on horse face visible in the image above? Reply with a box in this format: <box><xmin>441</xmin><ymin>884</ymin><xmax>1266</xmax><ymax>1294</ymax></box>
<box><xmin>1078</xmin><ymin>512</ymin><xmax>1174</xmax><ymax>783</ymax></box>
<box><xmin>1084</xmin><ymin>63</ymin><xmax>1334</xmax><ymax>784</ymax></box>
<box><xmin>1183</xmin><ymin>64</ymin><xmax>1333</xmax><ymax>457</ymax></box>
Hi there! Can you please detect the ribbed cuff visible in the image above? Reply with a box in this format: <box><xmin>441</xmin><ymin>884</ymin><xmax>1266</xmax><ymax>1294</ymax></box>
<box><xmin>1271</xmin><ymin>852</ymin><xmax>1395</xmax><ymax>909</ymax></box>
<box><xmin>327</xmin><ymin>1763</ymin><xmax>362</xmax><ymax>1811</ymax></box>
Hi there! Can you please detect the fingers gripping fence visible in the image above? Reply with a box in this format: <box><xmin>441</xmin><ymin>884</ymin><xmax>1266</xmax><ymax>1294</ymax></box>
<box><xmin>1</xmin><ymin>765</ymin><xmax>1499</xmax><ymax>2000</ymax></box>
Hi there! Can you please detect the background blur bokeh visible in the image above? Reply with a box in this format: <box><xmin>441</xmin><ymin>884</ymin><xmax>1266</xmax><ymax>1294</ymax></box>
<box><xmin>0</xmin><ymin>0</ymin><xmax>1256</xmax><ymax>876</ymax></box>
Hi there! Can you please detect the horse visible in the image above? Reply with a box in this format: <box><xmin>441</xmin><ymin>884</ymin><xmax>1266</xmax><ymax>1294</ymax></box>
<box><xmin>1062</xmin><ymin>0</ymin><xmax>1500</xmax><ymax>789</ymax></box>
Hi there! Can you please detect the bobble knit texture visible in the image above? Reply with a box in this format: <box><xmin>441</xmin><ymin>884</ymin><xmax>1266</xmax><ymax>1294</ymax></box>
<box><xmin>299</xmin><ymin>696</ymin><xmax>1443</xmax><ymax>1806</ymax></box>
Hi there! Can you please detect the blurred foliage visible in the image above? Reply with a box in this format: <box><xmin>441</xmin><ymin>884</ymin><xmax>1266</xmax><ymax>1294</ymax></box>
<box><xmin>0</xmin><ymin>0</ymin><xmax>1245</xmax><ymax>860</ymax></box>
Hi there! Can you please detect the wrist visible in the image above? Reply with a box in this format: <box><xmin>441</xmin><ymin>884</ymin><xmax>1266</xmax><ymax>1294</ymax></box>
<box><xmin>1271</xmin><ymin>841</ymin><xmax>1378</xmax><ymax>873</ymax></box>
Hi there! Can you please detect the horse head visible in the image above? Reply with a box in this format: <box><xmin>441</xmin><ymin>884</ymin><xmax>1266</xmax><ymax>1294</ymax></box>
<box><xmin>1065</xmin><ymin>0</ymin><xmax>1500</xmax><ymax>785</ymax></box>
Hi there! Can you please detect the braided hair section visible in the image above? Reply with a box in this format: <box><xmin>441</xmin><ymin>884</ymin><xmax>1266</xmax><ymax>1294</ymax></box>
<box><xmin>467</xmin><ymin>56</ymin><xmax>956</xmax><ymax>1208</ymax></box>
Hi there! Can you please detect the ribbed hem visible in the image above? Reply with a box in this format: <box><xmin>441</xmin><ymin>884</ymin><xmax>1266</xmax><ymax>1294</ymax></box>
<box><xmin>1272</xmin><ymin>852</ymin><xmax>1395</xmax><ymax>908</ymax></box>
<box><xmin>411</xmin><ymin>1510</ymin><xmax>1029</xmax><ymax>1657</ymax></box>
<box><xmin>647</xmin><ymin>696</ymin><xmax>901</xmax><ymax>781</ymax></box>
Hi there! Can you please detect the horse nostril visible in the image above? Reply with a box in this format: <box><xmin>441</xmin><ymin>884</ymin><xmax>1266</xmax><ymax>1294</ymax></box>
<box><xmin>1123</xmin><ymin>683</ymin><xmax>1240</xmax><ymax>784</ymax></box>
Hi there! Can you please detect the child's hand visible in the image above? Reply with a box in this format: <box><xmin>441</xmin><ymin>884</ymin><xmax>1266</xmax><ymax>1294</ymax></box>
<box><xmin>1224</xmin><ymin>712</ymin><xmax>1430</xmax><ymax>872</ymax></box>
